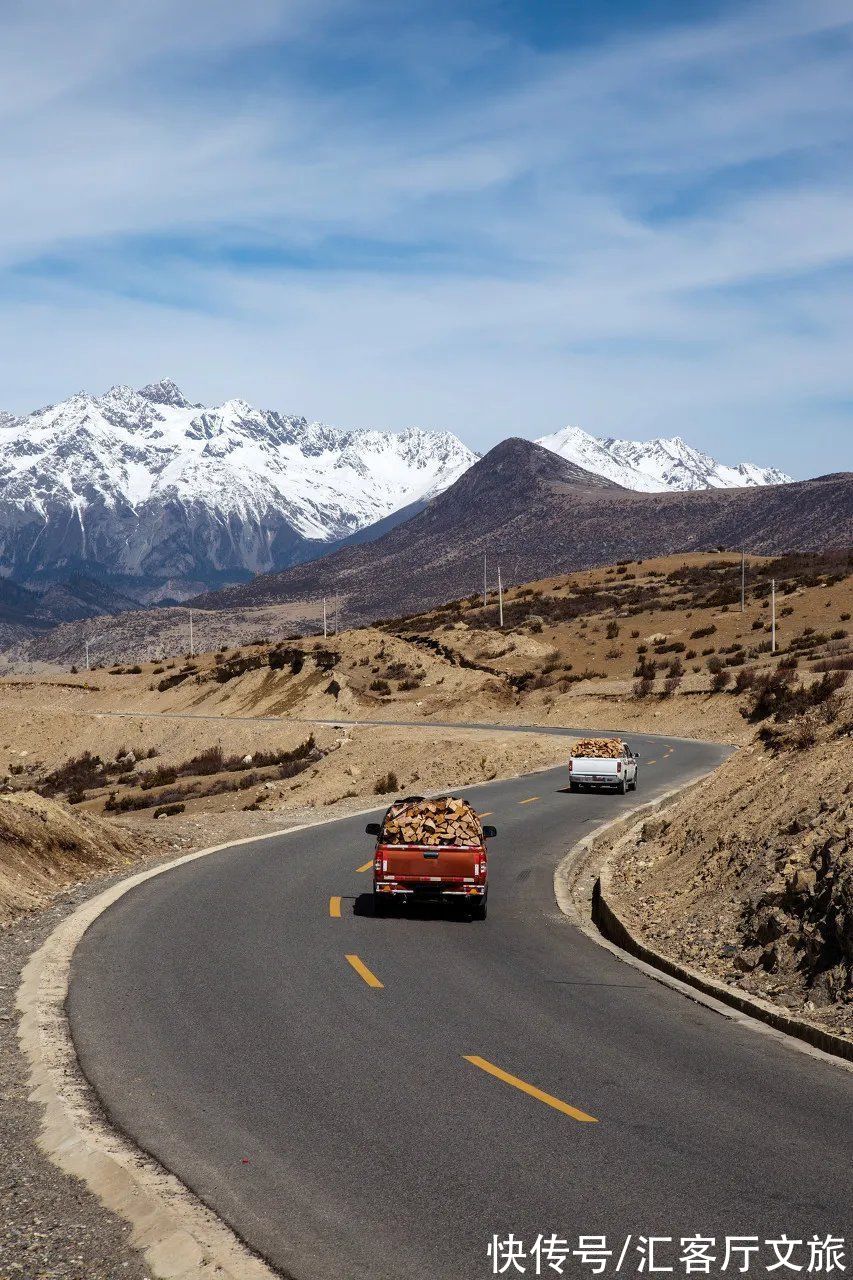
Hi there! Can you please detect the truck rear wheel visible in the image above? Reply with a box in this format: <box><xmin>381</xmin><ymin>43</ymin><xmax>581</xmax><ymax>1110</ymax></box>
<box><xmin>373</xmin><ymin>891</ymin><xmax>388</xmax><ymax>916</ymax></box>
<box><xmin>618</xmin><ymin>778</ymin><xmax>627</xmax><ymax>795</ymax></box>
<box><xmin>569</xmin><ymin>779</ymin><xmax>579</xmax><ymax>793</ymax></box>
<box><xmin>471</xmin><ymin>895</ymin><xmax>488</xmax><ymax>921</ymax></box>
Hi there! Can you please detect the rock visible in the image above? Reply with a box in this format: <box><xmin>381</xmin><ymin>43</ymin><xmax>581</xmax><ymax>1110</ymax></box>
<box><xmin>242</xmin><ymin>754</ymin><xmax>253</xmax><ymax>766</ymax></box>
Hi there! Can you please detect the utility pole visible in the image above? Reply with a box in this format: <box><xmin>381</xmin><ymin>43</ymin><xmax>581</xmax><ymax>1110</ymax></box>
<box><xmin>188</xmin><ymin>608</ymin><xmax>194</xmax><ymax>657</ymax></box>
<box><xmin>323</xmin><ymin>597</ymin><xmax>327</xmax><ymax>639</ymax></box>
<box><xmin>334</xmin><ymin>593</ymin><xmax>339</xmax><ymax>636</ymax></box>
<box><xmin>771</xmin><ymin>578</ymin><xmax>776</xmax><ymax>653</ymax></box>
<box><xmin>85</xmin><ymin>638</ymin><xmax>90</xmax><ymax>671</ymax></box>
<box><xmin>483</xmin><ymin>552</ymin><xmax>487</xmax><ymax>609</ymax></box>
<box><xmin>741</xmin><ymin>550</ymin><xmax>745</xmax><ymax>613</ymax></box>
<box><xmin>498</xmin><ymin>564</ymin><xmax>504</xmax><ymax>628</ymax></box>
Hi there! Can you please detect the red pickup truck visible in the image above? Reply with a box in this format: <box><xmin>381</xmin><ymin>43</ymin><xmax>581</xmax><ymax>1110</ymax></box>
<box><xmin>366</xmin><ymin>795</ymin><xmax>496</xmax><ymax>920</ymax></box>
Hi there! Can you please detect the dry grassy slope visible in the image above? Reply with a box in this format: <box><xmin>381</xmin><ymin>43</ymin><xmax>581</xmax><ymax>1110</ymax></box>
<box><xmin>609</xmin><ymin>697</ymin><xmax>853</xmax><ymax>1041</ymax></box>
<box><xmin>0</xmin><ymin>791</ymin><xmax>144</xmax><ymax>924</ymax></box>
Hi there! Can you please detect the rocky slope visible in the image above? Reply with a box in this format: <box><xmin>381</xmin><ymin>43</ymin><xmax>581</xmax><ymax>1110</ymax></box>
<box><xmin>537</xmin><ymin>424</ymin><xmax>791</xmax><ymax>491</ymax></box>
<box><xmin>609</xmin><ymin>692</ymin><xmax>853</xmax><ymax>1041</ymax></box>
<box><xmin>0</xmin><ymin>380</ymin><xmax>476</xmax><ymax>601</ymax></box>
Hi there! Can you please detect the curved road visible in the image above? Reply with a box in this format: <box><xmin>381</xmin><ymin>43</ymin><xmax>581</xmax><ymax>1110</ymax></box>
<box><xmin>68</xmin><ymin>727</ymin><xmax>852</xmax><ymax>1280</ymax></box>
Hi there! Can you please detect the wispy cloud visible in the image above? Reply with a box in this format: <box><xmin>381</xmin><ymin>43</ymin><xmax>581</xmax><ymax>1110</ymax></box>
<box><xmin>0</xmin><ymin>0</ymin><xmax>851</xmax><ymax>476</ymax></box>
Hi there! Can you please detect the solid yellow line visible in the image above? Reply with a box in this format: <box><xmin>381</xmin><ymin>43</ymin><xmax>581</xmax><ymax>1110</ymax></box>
<box><xmin>646</xmin><ymin>759</ymin><xmax>658</xmax><ymax>765</ymax></box>
<box><xmin>346</xmin><ymin>954</ymin><xmax>384</xmax><ymax>989</ymax></box>
<box><xmin>464</xmin><ymin>1056</ymin><xmax>596</xmax><ymax>1123</ymax></box>
<box><xmin>356</xmin><ymin>860</ymin><xmax>374</xmax><ymax>873</ymax></box>
<box><xmin>518</xmin><ymin>796</ymin><xmax>539</xmax><ymax>804</ymax></box>
<box><xmin>329</xmin><ymin>895</ymin><xmax>342</xmax><ymax>918</ymax></box>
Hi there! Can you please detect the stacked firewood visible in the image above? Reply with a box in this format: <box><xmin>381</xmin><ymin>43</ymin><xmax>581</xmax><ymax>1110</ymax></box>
<box><xmin>571</xmin><ymin>737</ymin><xmax>624</xmax><ymax>759</ymax></box>
<box><xmin>381</xmin><ymin>796</ymin><xmax>483</xmax><ymax>846</ymax></box>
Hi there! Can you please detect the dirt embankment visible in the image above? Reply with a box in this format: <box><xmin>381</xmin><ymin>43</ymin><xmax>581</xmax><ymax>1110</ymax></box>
<box><xmin>0</xmin><ymin>791</ymin><xmax>153</xmax><ymax>925</ymax></box>
<box><xmin>608</xmin><ymin>694</ymin><xmax>853</xmax><ymax>1042</ymax></box>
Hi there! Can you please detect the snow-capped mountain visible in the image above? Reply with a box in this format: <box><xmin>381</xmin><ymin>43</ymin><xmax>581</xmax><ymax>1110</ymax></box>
<box><xmin>0</xmin><ymin>380</ymin><xmax>476</xmax><ymax>601</ymax></box>
<box><xmin>536</xmin><ymin>425</ymin><xmax>791</xmax><ymax>493</ymax></box>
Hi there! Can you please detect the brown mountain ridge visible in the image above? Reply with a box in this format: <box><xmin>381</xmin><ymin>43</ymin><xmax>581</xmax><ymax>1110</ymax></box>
<box><xmin>187</xmin><ymin>436</ymin><xmax>852</xmax><ymax>625</ymax></box>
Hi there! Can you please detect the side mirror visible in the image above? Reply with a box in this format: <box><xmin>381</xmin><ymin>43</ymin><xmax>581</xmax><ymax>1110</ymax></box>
<box><xmin>365</xmin><ymin>822</ymin><xmax>381</xmax><ymax>836</ymax></box>
<box><xmin>633</xmin><ymin>751</ymin><xmax>640</xmax><ymax>759</ymax></box>
<box><xmin>482</xmin><ymin>824</ymin><xmax>498</xmax><ymax>839</ymax></box>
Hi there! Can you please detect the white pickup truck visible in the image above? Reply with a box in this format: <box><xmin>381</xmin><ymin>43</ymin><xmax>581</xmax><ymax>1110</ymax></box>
<box><xmin>568</xmin><ymin>739</ymin><xmax>639</xmax><ymax>794</ymax></box>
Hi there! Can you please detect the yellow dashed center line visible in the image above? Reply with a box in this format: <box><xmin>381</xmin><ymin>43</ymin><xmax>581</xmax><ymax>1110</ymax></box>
<box><xmin>479</xmin><ymin>811</ymin><xmax>494</xmax><ymax>818</ymax></box>
<box><xmin>329</xmin><ymin>895</ymin><xmax>342</xmax><ymax>918</ymax></box>
<box><xmin>356</xmin><ymin>859</ymin><xmax>374</xmax><ymax>873</ymax></box>
<box><xmin>646</xmin><ymin>759</ymin><xmax>658</xmax><ymax>766</ymax></box>
<box><xmin>464</xmin><ymin>1056</ymin><xmax>596</xmax><ymax>1123</ymax></box>
<box><xmin>518</xmin><ymin>796</ymin><xmax>540</xmax><ymax>805</ymax></box>
<box><xmin>346</xmin><ymin>954</ymin><xmax>384</xmax><ymax>989</ymax></box>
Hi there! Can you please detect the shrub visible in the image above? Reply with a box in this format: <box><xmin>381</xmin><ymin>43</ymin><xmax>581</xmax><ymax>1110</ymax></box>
<box><xmin>690</xmin><ymin>624</ymin><xmax>717</xmax><ymax>639</ymax></box>
<box><xmin>710</xmin><ymin>669</ymin><xmax>732</xmax><ymax>692</ymax></box>
<box><xmin>733</xmin><ymin>667</ymin><xmax>756</xmax><ymax>693</ymax></box>
<box><xmin>812</xmin><ymin>653</ymin><xmax>853</xmax><ymax>673</ymax></box>
<box><xmin>606</xmin><ymin>621</ymin><xmax>620</xmax><ymax>640</ymax></box>
<box><xmin>154</xmin><ymin>802</ymin><xmax>186</xmax><ymax>819</ymax></box>
<box><xmin>374</xmin><ymin>771</ymin><xmax>399</xmax><ymax>795</ymax></box>
<box><xmin>370</xmin><ymin>679</ymin><xmax>391</xmax><ymax>694</ymax></box>
<box><xmin>633</xmin><ymin>675</ymin><xmax>655</xmax><ymax>698</ymax></box>
<box><xmin>742</xmin><ymin>670</ymin><xmax>845</xmax><ymax>723</ymax></box>
<box><xmin>706</xmin><ymin>655</ymin><xmax>724</xmax><ymax>674</ymax></box>
<box><xmin>157</xmin><ymin>670</ymin><xmax>190</xmax><ymax>692</ymax></box>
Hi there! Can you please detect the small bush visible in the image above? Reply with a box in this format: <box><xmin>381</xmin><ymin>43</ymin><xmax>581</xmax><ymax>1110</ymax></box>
<box><xmin>733</xmin><ymin>667</ymin><xmax>756</xmax><ymax>693</ymax></box>
<box><xmin>370</xmin><ymin>679</ymin><xmax>391</xmax><ymax>695</ymax></box>
<box><xmin>710</xmin><ymin>669</ymin><xmax>732</xmax><ymax>692</ymax></box>
<box><xmin>154</xmin><ymin>802</ymin><xmax>185</xmax><ymax>819</ymax></box>
<box><xmin>374</xmin><ymin>771</ymin><xmax>399</xmax><ymax>795</ymax></box>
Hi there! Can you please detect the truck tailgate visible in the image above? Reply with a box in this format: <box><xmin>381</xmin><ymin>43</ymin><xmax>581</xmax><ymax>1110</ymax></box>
<box><xmin>571</xmin><ymin>758</ymin><xmax>619</xmax><ymax>778</ymax></box>
<box><xmin>377</xmin><ymin>844</ymin><xmax>481</xmax><ymax>882</ymax></box>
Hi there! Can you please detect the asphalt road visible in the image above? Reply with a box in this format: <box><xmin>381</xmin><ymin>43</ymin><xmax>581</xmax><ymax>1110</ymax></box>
<box><xmin>68</xmin><ymin>727</ymin><xmax>853</xmax><ymax>1280</ymax></box>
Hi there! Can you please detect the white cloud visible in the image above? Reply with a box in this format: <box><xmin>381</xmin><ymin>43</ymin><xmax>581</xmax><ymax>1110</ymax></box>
<box><xmin>0</xmin><ymin>0</ymin><xmax>851</xmax><ymax>478</ymax></box>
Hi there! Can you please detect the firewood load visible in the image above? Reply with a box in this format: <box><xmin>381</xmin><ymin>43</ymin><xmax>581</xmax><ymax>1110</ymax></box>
<box><xmin>571</xmin><ymin>737</ymin><xmax>624</xmax><ymax>759</ymax></box>
<box><xmin>380</xmin><ymin>796</ymin><xmax>484</xmax><ymax>847</ymax></box>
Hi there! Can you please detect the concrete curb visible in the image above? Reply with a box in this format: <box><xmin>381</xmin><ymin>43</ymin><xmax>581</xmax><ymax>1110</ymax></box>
<box><xmin>16</xmin><ymin>803</ymin><xmax>397</xmax><ymax>1280</ymax></box>
<box><xmin>554</xmin><ymin>781</ymin><xmax>853</xmax><ymax>1075</ymax></box>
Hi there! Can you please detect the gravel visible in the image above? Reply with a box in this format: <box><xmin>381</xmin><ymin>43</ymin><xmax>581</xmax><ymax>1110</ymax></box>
<box><xmin>0</xmin><ymin>858</ymin><xmax>191</xmax><ymax>1279</ymax></box>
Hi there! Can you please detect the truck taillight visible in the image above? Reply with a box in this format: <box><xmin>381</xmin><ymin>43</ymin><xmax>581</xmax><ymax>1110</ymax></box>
<box><xmin>616</xmin><ymin>761</ymin><xmax>622</xmax><ymax>773</ymax></box>
<box><xmin>568</xmin><ymin>759</ymin><xmax>573</xmax><ymax>773</ymax></box>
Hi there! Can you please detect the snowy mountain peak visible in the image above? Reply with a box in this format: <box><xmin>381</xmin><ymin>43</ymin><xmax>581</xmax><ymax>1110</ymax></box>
<box><xmin>138</xmin><ymin>378</ymin><xmax>191</xmax><ymax>408</ymax></box>
<box><xmin>537</xmin><ymin>425</ymin><xmax>791</xmax><ymax>493</ymax></box>
<box><xmin>0</xmin><ymin>382</ymin><xmax>478</xmax><ymax>601</ymax></box>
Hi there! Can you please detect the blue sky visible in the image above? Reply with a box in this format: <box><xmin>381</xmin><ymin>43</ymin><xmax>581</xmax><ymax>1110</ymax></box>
<box><xmin>1</xmin><ymin>0</ymin><xmax>851</xmax><ymax>478</ymax></box>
